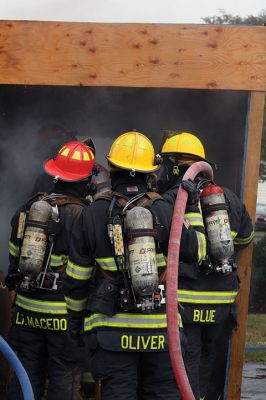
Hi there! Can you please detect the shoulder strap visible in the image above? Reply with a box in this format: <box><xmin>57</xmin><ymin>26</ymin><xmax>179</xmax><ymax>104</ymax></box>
<box><xmin>49</xmin><ymin>196</ymin><xmax>86</xmax><ymax>208</ymax></box>
<box><xmin>136</xmin><ymin>192</ymin><xmax>162</xmax><ymax>208</ymax></box>
<box><xmin>94</xmin><ymin>190</ymin><xmax>162</xmax><ymax>209</ymax></box>
<box><xmin>93</xmin><ymin>190</ymin><xmax>114</xmax><ymax>202</ymax></box>
<box><xmin>94</xmin><ymin>190</ymin><xmax>132</xmax><ymax>208</ymax></box>
<box><xmin>37</xmin><ymin>193</ymin><xmax>86</xmax><ymax>208</ymax></box>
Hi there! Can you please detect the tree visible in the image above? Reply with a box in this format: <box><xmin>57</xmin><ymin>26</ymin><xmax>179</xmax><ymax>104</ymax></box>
<box><xmin>202</xmin><ymin>9</ymin><xmax>266</xmax><ymax>26</ymax></box>
<box><xmin>202</xmin><ymin>10</ymin><xmax>266</xmax><ymax>181</ymax></box>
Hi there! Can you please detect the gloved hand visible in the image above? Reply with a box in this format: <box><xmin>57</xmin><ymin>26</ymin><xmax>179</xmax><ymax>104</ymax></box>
<box><xmin>181</xmin><ymin>179</ymin><xmax>200</xmax><ymax>205</ymax></box>
<box><xmin>63</xmin><ymin>316</ymin><xmax>85</xmax><ymax>362</ymax></box>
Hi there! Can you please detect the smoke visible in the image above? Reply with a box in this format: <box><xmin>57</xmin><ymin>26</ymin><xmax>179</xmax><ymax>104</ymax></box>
<box><xmin>0</xmin><ymin>120</ymin><xmax>55</xmax><ymax>275</ymax></box>
<box><xmin>0</xmin><ymin>85</ymin><xmax>249</xmax><ymax>273</ymax></box>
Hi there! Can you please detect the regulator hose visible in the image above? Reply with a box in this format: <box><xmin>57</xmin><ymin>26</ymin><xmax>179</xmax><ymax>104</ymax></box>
<box><xmin>166</xmin><ymin>161</ymin><xmax>214</xmax><ymax>400</ymax></box>
<box><xmin>0</xmin><ymin>336</ymin><xmax>34</xmax><ymax>400</ymax></box>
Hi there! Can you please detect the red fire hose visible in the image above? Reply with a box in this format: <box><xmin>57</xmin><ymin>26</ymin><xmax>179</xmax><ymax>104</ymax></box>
<box><xmin>166</xmin><ymin>161</ymin><xmax>214</xmax><ymax>400</ymax></box>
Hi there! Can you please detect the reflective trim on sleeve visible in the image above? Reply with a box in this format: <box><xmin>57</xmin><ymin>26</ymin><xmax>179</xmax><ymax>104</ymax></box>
<box><xmin>231</xmin><ymin>231</ymin><xmax>238</xmax><ymax>238</ymax></box>
<box><xmin>160</xmin><ymin>256</ymin><xmax>168</xmax><ymax>270</ymax></box>
<box><xmin>96</xmin><ymin>257</ymin><xmax>117</xmax><ymax>271</ymax></box>
<box><xmin>179</xmin><ymin>313</ymin><xmax>183</xmax><ymax>328</ymax></box>
<box><xmin>184</xmin><ymin>212</ymin><xmax>204</xmax><ymax>227</ymax></box>
<box><xmin>65</xmin><ymin>296</ymin><xmax>88</xmax><ymax>312</ymax></box>
<box><xmin>84</xmin><ymin>312</ymin><xmax>182</xmax><ymax>331</ymax></box>
<box><xmin>178</xmin><ymin>290</ymin><xmax>238</xmax><ymax>304</ymax></box>
<box><xmin>50</xmin><ymin>254</ymin><xmax>68</xmax><ymax>268</ymax></box>
<box><xmin>9</xmin><ymin>241</ymin><xmax>20</xmax><ymax>257</ymax></box>
<box><xmin>234</xmin><ymin>231</ymin><xmax>254</xmax><ymax>245</ymax></box>
<box><xmin>96</xmin><ymin>253</ymin><xmax>166</xmax><ymax>271</ymax></box>
<box><xmin>15</xmin><ymin>293</ymin><xmax>67</xmax><ymax>314</ymax></box>
<box><xmin>81</xmin><ymin>372</ymin><xmax>95</xmax><ymax>383</ymax></box>
<box><xmin>66</xmin><ymin>260</ymin><xmax>93</xmax><ymax>280</ymax></box>
<box><xmin>196</xmin><ymin>231</ymin><xmax>207</xmax><ymax>262</ymax></box>
<box><xmin>156</xmin><ymin>253</ymin><xmax>167</xmax><ymax>267</ymax></box>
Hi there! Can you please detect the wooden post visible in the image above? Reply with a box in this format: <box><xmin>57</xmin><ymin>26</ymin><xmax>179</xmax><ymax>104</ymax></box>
<box><xmin>227</xmin><ymin>91</ymin><xmax>265</xmax><ymax>399</ymax></box>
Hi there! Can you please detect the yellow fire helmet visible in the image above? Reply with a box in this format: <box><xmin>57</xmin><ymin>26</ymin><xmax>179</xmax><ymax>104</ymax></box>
<box><xmin>107</xmin><ymin>131</ymin><xmax>159</xmax><ymax>173</ymax></box>
<box><xmin>161</xmin><ymin>132</ymin><xmax>206</xmax><ymax>161</ymax></box>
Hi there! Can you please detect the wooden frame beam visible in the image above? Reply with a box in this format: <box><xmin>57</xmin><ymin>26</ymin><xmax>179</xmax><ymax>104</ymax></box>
<box><xmin>0</xmin><ymin>21</ymin><xmax>265</xmax><ymax>90</ymax></box>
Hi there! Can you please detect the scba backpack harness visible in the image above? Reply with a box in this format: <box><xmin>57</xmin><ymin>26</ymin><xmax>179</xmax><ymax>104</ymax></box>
<box><xmin>89</xmin><ymin>191</ymin><xmax>166</xmax><ymax>314</ymax></box>
<box><xmin>17</xmin><ymin>192</ymin><xmax>85</xmax><ymax>291</ymax></box>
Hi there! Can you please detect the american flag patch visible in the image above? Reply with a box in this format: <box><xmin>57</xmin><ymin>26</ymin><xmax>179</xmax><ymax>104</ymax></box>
<box><xmin>127</xmin><ymin>186</ymin><xmax>139</xmax><ymax>193</ymax></box>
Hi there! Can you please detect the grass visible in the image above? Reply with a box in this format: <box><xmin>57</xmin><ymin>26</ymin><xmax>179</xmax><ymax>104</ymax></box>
<box><xmin>245</xmin><ymin>313</ymin><xmax>266</xmax><ymax>362</ymax></box>
<box><xmin>245</xmin><ymin>349</ymin><xmax>266</xmax><ymax>362</ymax></box>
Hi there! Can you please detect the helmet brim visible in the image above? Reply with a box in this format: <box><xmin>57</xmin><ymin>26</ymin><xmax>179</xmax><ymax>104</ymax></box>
<box><xmin>161</xmin><ymin>152</ymin><xmax>216</xmax><ymax>168</ymax></box>
<box><xmin>105</xmin><ymin>155</ymin><xmax>160</xmax><ymax>173</ymax></box>
<box><xmin>44</xmin><ymin>159</ymin><xmax>92</xmax><ymax>182</ymax></box>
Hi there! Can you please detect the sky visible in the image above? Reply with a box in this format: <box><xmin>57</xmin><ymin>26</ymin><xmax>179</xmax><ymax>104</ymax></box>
<box><xmin>0</xmin><ymin>0</ymin><xmax>265</xmax><ymax>24</ymax></box>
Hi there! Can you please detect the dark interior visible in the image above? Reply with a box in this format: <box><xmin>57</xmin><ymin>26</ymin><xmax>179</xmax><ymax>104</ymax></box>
<box><xmin>0</xmin><ymin>85</ymin><xmax>249</xmax><ymax>271</ymax></box>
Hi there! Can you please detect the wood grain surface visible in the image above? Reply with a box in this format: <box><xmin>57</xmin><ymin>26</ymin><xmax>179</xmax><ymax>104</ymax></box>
<box><xmin>227</xmin><ymin>91</ymin><xmax>265</xmax><ymax>400</ymax></box>
<box><xmin>0</xmin><ymin>21</ymin><xmax>265</xmax><ymax>90</ymax></box>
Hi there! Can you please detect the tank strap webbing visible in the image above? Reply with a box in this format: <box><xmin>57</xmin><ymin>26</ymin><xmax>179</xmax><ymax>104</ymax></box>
<box><xmin>48</xmin><ymin>196</ymin><xmax>86</xmax><ymax>208</ymax></box>
<box><xmin>126</xmin><ymin>228</ymin><xmax>157</xmax><ymax>240</ymax></box>
<box><xmin>94</xmin><ymin>190</ymin><xmax>162</xmax><ymax>208</ymax></box>
<box><xmin>27</xmin><ymin>193</ymin><xmax>86</xmax><ymax>208</ymax></box>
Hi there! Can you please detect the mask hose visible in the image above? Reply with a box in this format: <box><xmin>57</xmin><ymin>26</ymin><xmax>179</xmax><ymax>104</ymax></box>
<box><xmin>166</xmin><ymin>161</ymin><xmax>214</xmax><ymax>400</ymax></box>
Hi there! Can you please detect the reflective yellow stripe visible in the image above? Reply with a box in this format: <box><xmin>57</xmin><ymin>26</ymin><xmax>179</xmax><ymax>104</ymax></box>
<box><xmin>178</xmin><ymin>290</ymin><xmax>238</xmax><ymax>304</ymax></box>
<box><xmin>66</xmin><ymin>260</ymin><xmax>93</xmax><ymax>280</ymax></box>
<box><xmin>234</xmin><ymin>231</ymin><xmax>254</xmax><ymax>245</ymax></box>
<box><xmin>50</xmin><ymin>254</ymin><xmax>68</xmax><ymax>267</ymax></box>
<box><xmin>65</xmin><ymin>296</ymin><xmax>88</xmax><ymax>312</ymax></box>
<box><xmin>96</xmin><ymin>253</ymin><xmax>166</xmax><ymax>270</ymax></box>
<box><xmin>184</xmin><ymin>212</ymin><xmax>204</xmax><ymax>227</ymax></box>
<box><xmin>96</xmin><ymin>257</ymin><xmax>117</xmax><ymax>271</ymax></box>
<box><xmin>196</xmin><ymin>231</ymin><xmax>207</xmax><ymax>262</ymax></box>
<box><xmin>81</xmin><ymin>372</ymin><xmax>95</xmax><ymax>383</ymax></box>
<box><xmin>231</xmin><ymin>231</ymin><xmax>238</xmax><ymax>238</ymax></box>
<box><xmin>9</xmin><ymin>241</ymin><xmax>20</xmax><ymax>257</ymax></box>
<box><xmin>16</xmin><ymin>294</ymin><xmax>67</xmax><ymax>314</ymax></box>
<box><xmin>156</xmin><ymin>253</ymin><xmax>166</xmax><ymax>267</ymax></box>
<box><xmin>84</xmin><ymin>312</ymin><xmax>182</xmax><ymax>331</ymax></box>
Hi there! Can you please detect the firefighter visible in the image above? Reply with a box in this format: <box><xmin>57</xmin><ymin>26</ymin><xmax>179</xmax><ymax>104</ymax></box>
<box><xmin>63</xmin><ymin>131</ymin><xmax>204</xmax><ymax>400</ymax></box>
<box><xmin>5</xmin><ymin>141</ymin><xmax>96</xmax><ymax>400</ymax></box>
<box><xmin>158</xmin><ymin>131</ymin><xmax>254</xmax><ymax>400</ymax></box>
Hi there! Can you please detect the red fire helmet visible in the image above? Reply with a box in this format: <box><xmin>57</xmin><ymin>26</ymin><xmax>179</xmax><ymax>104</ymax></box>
<box><xmin>44</xmin><ymin>141</ymin><xmax>95</xmax><ymax>181</ymax></box>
